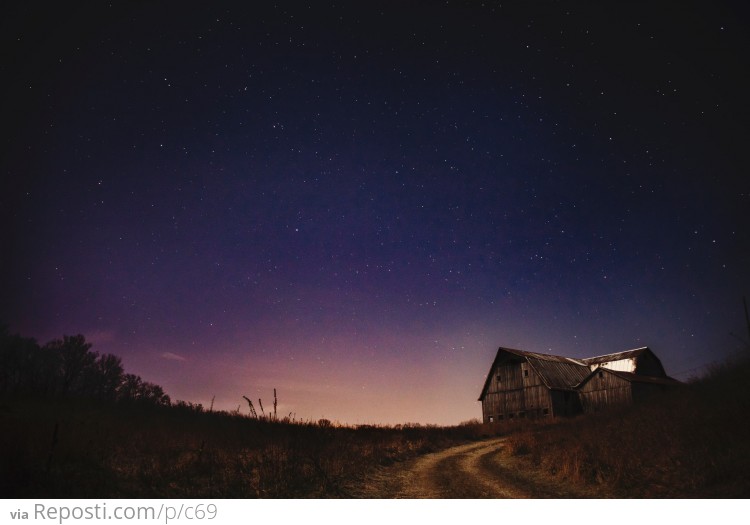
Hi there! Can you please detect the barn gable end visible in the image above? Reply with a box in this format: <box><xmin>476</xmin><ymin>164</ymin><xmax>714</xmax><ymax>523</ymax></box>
<box><xmin>581</xmin><ymin>347</ymin><xmax>667</xmax><ymax>377</ymax></box>
<box><xmin>577</xmin><ymin>367</ymin><xmax>634</xmax><ymax>412</ymax></box>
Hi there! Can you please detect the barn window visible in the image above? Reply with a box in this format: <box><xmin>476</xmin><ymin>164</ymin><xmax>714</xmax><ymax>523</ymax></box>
<box><xmin>598</xmin><ymin>371</ymin><xmax>604</xmax><ymax>378</ymax></box>
<box><xmin>488</xmin><ymin>415</ymin><xmax>494</xmax><ymax>423</ymax></box>
<box><xmin>496</xmin><ymin>373</ymin><xmax>502</xmax><ymax>382</ymax></box>
<box><xmin>542</xmin><ymin>408</ymin><xmax>549</xmax><ymax>415</ymax></box>
<box><xmin>524</xmin><ymin>370</ymin><xmax>529</xmax><ymax>377</ymax></box>
<box><xmin>508</xmin><ymin>413</ymin><xmax>514</xmax><ymax>419</ymax></box>
<box><xmin>498</xmin><ymin>414</ymin><xmax>504</xmax><ymax>421</ymax></box>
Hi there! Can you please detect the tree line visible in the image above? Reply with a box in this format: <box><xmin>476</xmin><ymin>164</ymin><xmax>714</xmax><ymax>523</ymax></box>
<box><xmin>0</xmin><ymin>325</ymin><xmax>170</xmax><ymax>406</ymax></box>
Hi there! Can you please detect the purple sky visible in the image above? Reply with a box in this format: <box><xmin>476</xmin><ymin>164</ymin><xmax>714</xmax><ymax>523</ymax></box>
<box><xmin>2</xmin><ymin>2</ymin><xmax>749</xmax><ymax>424</ymax></box>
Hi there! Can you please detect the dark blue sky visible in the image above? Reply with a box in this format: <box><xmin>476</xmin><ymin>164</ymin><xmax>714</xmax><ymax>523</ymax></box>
<box><xmin>2</xmin><ymin>1</ymin><xmax>748</xmax><ymax>424</ymax></box>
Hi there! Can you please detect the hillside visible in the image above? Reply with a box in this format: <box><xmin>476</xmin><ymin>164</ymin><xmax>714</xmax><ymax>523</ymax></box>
<box><xmin>501</xmin><ymin>355</ymin><xmax>750</xmax><ymax>497</ymax></box>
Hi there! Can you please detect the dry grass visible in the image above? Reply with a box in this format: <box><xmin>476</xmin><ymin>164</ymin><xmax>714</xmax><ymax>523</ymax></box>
<box><xmin>7</xmin><ymin>358</ymin><xmax>746</xmax><ymax>498</ymax></box>
<box><xmin>502</xmin><ymin>356</ymin><xmax>750</xmax><ymax>497</ymax></box>
<box><xmin>0</xmin><ymin>398</ymin><xmax>492</xmax><ymax>498</ymax></box>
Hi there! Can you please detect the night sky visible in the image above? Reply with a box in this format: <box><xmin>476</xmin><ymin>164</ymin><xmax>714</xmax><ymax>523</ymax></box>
<box><xmin>2</xmin><ymin>1</ymin><xmax>749</xmax><ymax>425</ymax></box>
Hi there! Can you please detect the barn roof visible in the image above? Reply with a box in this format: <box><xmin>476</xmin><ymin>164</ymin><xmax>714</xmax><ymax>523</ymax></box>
<box><xmin>478</xmin><ymin>347</ymin><xmax>590</xmax><ymax>400</ymax></box>
<box><xmin>526</xmin><ymin>357</ymin><xmax>592</xmax><ymax>390</ymax></box>
<box><xmin>581</xmin><ymin>347</ymin><xmax>651</xmax><ymax>365</ymax></box>
<box><xmin>502</xmin><ymin>347</ymin><xmax>586</xmax><ymax>364</ymax></box>
<box><xmin>491</xmin><ymin>346</ymin><xmax>586</xmax><ymax>365</ymax></box>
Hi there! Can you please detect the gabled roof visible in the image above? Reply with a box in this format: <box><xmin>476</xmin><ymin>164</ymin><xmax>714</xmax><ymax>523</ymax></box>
<box><xmin>478</xmin><ymin>347</ymin><xmax>590</xmax><ymax>400</ymax></box>
<box><xmin>489</xmin><ymin>346</ymin><xmax>586</xmax><ymax>365</ymax></box>
<box><xmin>581</xmin><ymin>347</ymin><xmax>651</xmax><ymax>365</ymax></box>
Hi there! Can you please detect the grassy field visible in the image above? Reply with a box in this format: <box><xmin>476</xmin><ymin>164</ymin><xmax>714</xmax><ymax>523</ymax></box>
<box><xmin>0</xmin><ymin>397</ymin><xmax>490</xmax><ymax>498</ymax></box>
<box><xmin>3</xmin><ymin>356</ymin><xmax>748</xmax><ymax>498</ymax></box>
<box><xmin>501</xmin><ymin>355</ymin><xmax>750</xmax><ymax>498</ymax></box>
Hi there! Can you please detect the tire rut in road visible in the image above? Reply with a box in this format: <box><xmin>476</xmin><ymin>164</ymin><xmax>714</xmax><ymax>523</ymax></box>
<box><xmin>428</xmin><ymin>441</ymin><xmax>505</xmax><ymax>498</ymax></box>
<box><xmin>354</xmin><ymin>439</ymin><xmax>518</xmax><ymax>498</ymax></box>
<box><xmin>463</xmin><ymin>442</ymin><xmax>531</xmax><ymax>498</ymax></box>
<box><xmin>350</xmin><ymin>437</ymin><xmax>608</xmax><ymax>498</ymax></box>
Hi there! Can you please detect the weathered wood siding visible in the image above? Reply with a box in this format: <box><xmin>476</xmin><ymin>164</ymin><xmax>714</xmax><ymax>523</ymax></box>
<box><xmin>579</xmin><ymin>371</ymin><xmax>632</xmax><ymax>412</ymax></box>
<box><xmin>481</xmin><ymin>359</ymin><xmax>552</xmax><ymax>422</ymax></box>
<box><xmin>594</xmin><ymin>358</ymin><xmax>636</xmax><ymax>373</ymax></box>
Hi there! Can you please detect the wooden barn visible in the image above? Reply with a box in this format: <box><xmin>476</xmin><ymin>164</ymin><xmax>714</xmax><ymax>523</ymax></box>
<box><xmin>478</xmin><ymin>346</ymin><xmax>680</xmax><ymax>423</ymax></box>
<box><xmin>577</xmin><ymin>368</ymin><xmax>683</xmax><ymax>413</ymax></box>
<box><xmin>478</xmin><ymin>347</ymin><xmax>590</xmax><ymax>422</ymax></box>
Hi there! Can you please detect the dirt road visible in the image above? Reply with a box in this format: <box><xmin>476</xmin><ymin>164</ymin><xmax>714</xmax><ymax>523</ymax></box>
<box><xmin>350</xmin><ymin>438</ymin><xmax>610</xmax><ymax>498</ymax></box>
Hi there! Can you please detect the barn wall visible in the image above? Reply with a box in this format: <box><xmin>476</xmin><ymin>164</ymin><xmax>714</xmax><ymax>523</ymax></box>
<box><xmin>579</xmin><ymin>371</ymin><xmax>632</xmax><ymax>412</ymax></box>
<box><xmin>491</xmin><ymin>361</ymin><xmax>524</xmax><ymax>391</ymax></box>
<box><xmin>522</xmin><ymin>385</ymin><xmax>551</xmax><ymax>413</ymax></box>
<box><xmin>481</xmin><ymin>359</ymin><xmax>552</xmax><ymax>422</ymax></box>
<box><xmin>595</xmin><ymin>358</ymin><xmax>636</xmax><ymax>373</ymax></box>
<box><xmin>481</xmin><ymin>392</ymin><xmax>502</xmax><ymax>422</ymax></box>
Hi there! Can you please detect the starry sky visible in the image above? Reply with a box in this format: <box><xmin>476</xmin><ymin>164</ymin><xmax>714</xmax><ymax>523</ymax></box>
<box><xmin>2</xmin><ymin>1</ymin><xmax>749</xmax><ymax>425</ymax></box>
